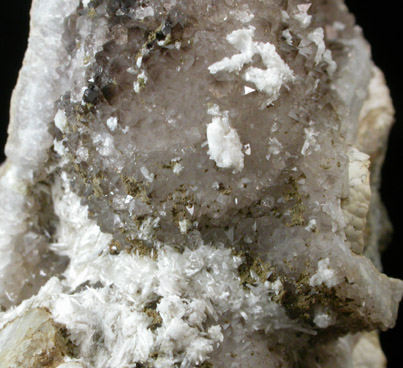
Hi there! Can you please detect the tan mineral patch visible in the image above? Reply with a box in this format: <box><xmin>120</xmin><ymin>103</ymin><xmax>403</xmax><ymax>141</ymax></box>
<box><xmin>352</xmin><ymin>331</ymin><xmax>386</xmax><ymax>368</ymax></box>
<box><xmin>0</xmin><ymin>308</ymin><xmax>74</xmax><ymax>368</ymax></box>
<box><xmin>342</xmin><ymin>147</ymin><xmax>371</xmax><ymax>254</ymax></box>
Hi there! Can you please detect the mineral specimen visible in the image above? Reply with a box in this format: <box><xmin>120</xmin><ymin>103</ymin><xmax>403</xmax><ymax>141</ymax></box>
<box><xmin>0</xmin><ymin>0</ymin><xmax>402</xmax><ymax>367</ymax></box>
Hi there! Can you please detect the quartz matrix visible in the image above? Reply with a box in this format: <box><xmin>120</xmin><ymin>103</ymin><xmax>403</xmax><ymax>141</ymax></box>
<box><xmin>0</xmin><ymin>1</ymin><xmax>402</xmax><ymax>367</ymax></box>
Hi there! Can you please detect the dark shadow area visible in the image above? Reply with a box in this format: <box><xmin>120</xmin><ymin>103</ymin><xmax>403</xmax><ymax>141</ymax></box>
<box><xmin>0</xmin><ymin>2</ymin><xmax>30</xmax><ymax>162</ymax></box>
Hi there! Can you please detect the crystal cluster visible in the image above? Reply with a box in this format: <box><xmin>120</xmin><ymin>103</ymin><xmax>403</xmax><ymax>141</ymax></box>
<box><xmin>0</xmin><ymin>1</ymin><xmax>401</xmax><ymax>367</ymax></box>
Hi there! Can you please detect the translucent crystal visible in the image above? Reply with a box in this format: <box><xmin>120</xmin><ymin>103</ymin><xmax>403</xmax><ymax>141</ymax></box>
<box><xmin>0</xmin><ymin>1</ymin><xmax>401</xmax><ymax>367</ymax></box>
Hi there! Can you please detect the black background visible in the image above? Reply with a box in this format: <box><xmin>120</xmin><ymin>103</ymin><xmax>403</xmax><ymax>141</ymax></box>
<box><xmin>0</xmin><ymin>1</ymin><xmax>401</xmax><ymax>365</ymax></box>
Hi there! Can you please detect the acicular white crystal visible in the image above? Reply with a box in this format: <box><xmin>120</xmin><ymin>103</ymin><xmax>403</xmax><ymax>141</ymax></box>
<box><xmin>93</xmin><ymin>132</ymin><xmax>115</xmax><ymax>157</ymax></box>
<box><xmin>140</xmin><ymin>166</ymin><xmax>155</xmax><ymax>183</ymax></box>
<box><xmin>282</xmin><ymin>29</ymin><xmax>293</xmax><ymax>46</ymax></box>
<box><xmin>53</xmin><ymin>139</ymin><xmax>68</xmax><ymax>157</ymax></box>
<box><xmin>267</xmin><ymin>136</ymin><xmax>283</xmax><ymax>158</ymax></box>
<box><xmin>206</xmin><ymin>105</ymin><xmax>244</xmax><ymax>172</ymax></box>
<box><xmin>1</xmin><ymin>1</ymin><xmax>402</xmax><ymax>367</ymax></box>
<box><xmin>313</xmin><ymin>306</ymin><xmax>336</xmax><ymax>329</ymax></box>
<box><xmin>50</xmin><ymin>172</ymin><xmax>113</xmax><ymax>288</ymax></box>
<box><xmin>309</xmin><ymin>258</ymin><xmax>341</xmax><ymax>288</ymax></box>
<box><xmin>307</xmin><ymin>28</ymin><xmax>337</xmax><ymax>75</ymax></box>
<box><xmin>208</xmin><ymin>26</ymin><xmax>294</xmax><ymax>106</ymax></box>
<box><xmin>293</xmin><ymin>3</ymin><xmax>312</xmax><ymax>29</ymax></box>
<box><xmin>57</xmin><ymin>363</ymin><xmax>85</xmax><ymax>368</ymax></box>
<box><xmin>1</xmin><ymin>188</ymin><xmax>297</xmax><ymax>367</ymax></box>
<box><xmin>106</xmin><ymin>116</ymin><xmax>118</xmax><ymax>131</ymax></box>
<box><xmin>173</xmin><ymin>162</ymin><xmax>184</xmax><ymax>175</ymax></box>
<box><xmin>54</xmin><ymin>109</ymin><xmax>68</xmax><ymax>133</ymax></box>
<box><xmin>178</xmin><ymin>219</ymin><xmax>192</xmax><ymax>234</ymax></box>
<box><xmin>301</xmin><ymin>126</ymin><xmax>320</xmax><ymax>155</ymax></box>
<box><xmin>281</xmin><ymin>10</ymin><xmax>290</xmax><ymax>21</ymax></box>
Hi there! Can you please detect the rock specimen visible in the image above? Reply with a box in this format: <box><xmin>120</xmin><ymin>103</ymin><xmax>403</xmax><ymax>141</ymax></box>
<box><xmin>0</xmin><ymin>0</ymin><xmax>402</xmax><ymax>367</ymax></box>
<box><xmin>0</xmin><ymin>308</ymin><xmax>76</xmax><ymax>368</ymax></box>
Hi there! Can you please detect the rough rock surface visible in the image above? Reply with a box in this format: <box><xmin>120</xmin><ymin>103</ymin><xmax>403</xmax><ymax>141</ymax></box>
<box><xmin>0</xmin><ymin>308</ymin><xmax>75</xmax><ymax>368</ymax></box>
<box><xmin>0</xmin><ymin>1</ymin><xmax>402</xmax><ymax>367</ymax></box>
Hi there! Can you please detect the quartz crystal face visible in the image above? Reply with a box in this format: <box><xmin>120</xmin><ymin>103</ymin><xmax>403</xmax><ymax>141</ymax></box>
<box><xmin>0</xmin><ymin>0</ymin><xmax>402</xmax><ymax>367</ymax></box>
<box><xmin>60</xmin><ymin>0</ymin><xmax>353</xmax><ymax>253</ymax></box>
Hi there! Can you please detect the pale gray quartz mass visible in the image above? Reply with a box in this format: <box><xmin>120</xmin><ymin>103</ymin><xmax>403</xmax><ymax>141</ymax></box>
<box><xmin>0</xmin><ymin>0</ymin><xmax>401</xmax><ymax>367</ymax></box>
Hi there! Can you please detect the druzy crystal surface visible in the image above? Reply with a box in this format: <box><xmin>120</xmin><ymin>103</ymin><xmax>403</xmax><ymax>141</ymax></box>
<box><xmin>0</xmin><ymin>1</ymin><xmax>402</xmax><ymax>367</ymax></box>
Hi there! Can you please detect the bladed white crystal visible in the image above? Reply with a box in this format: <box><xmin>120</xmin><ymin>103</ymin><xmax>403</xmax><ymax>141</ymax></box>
<box><xmin>208</xmin><ymin>26</ymin><xmax>294</xmax><ymax>106</ymax></box>
<box><xmin>206</xmin><ymin>105</ymin><xmax>244</xmax><ymax>172</ymax></box>
<box><xmin>0</xmin><ymin>1</ymin><xmax>402</xmax><ymax>367</ymax></box>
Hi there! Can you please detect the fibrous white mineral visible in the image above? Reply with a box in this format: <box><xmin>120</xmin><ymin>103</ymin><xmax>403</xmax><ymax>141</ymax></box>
<box><xmin>208</xmin><ymin>26</ymin><xmax>295</xmax><ymax>107</ymax></box>
<box><xmin>0</xmin><ymin>1</ymin><xmax>402</xmax><ymax>367</ymax></box>
<box><xmin>307</xmin><ymin>27</ymin><xmax>338</xmax><ymax>75</ymax></box>
<box><xmin>309</xmin><ymin>258</ymin><xmax>341</xmax><ymax>288</ymax></box>
<box><xmin>106</xmin><ymin>116</ymin><xmax>118</xmax><ymax>132</ymax></box>
<box><xmin>54</xmin><ymin>110</ymin><xmax>68</xmax><ymax>133</ymax></box>
<box><xmin>207</xmin><ymin>105</ymin><xmax>244</xmax><ymax>171</ymax></box>
<box><xmin>294</xmin><ymin>3</ymin><xmax>312</xmax><ymax>29</ymax></box>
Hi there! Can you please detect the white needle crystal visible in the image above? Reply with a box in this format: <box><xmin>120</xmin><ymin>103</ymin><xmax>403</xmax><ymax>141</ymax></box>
<box><xmin>0</xmin><ymin>1</ymin><xmax>401</xmax><ymax>367</ymax></box>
